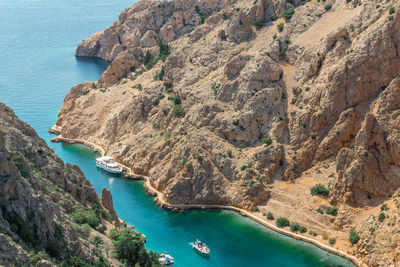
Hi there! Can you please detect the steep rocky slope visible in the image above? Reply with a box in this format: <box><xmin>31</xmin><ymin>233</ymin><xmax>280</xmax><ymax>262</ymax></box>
<box><xmin>0</xmin><ymin>103</ymin><xmax>157</xmax><ymax>266</ymax></box>
<box><xmin>55</xmin><ymin>0</ymin><xmax>400</xmax><ymax>265</ymax></box>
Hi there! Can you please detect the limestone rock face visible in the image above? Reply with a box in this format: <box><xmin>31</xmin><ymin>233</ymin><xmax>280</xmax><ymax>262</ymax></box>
<box><xmin>56</xmin><ymin>0</ymin><xmax>400</xmax><ymax>264</ymax></box>
<box><xmin>0</xmin><ymin>103</ymin><xmax>122</xmax><ymax>266</ymax></box>
<box><xmin>100</xmin><ymin>187</ymin><xmax>121</xmax><ymax>228</ymax></box>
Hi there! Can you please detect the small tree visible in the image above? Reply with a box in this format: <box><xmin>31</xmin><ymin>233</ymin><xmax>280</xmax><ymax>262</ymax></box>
<box><xmin>276</xmin><ymin>217</ymin><xmax>290</xmax><ymax>228</ymax></box>
<box><xmin>290</xmin><ymin>222</ymin><xmax>300</xmax><ymax>232</ymax></box>
<box><xmin>329</xmin><ymin>237</ymin><xmax>336</xmax><ymax>245</ymax></box>
<box><xmin>349</xmin><ymin>228</ymin><xmax>360</xmax><ymax>245</ymax></box>
<box><xmin>267</xmin><ymin>212</ymin><xmax>274</xmax><ymax>220</ymax></box>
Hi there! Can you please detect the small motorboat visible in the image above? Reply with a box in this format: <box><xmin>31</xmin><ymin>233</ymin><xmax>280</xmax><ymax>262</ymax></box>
<box><xmin>158</xmin><ymin>252</ymin><xmax>174</xmax><ymax>265</ymax></box>
<box><xmin>192</xmin><ymin>239</ymin><xmax>210</xmax><ymax>255</ymax></box>
<box><xmin>95</xmin><ymin>156</ymin><xmax>123</xmax><ymax>174</ymax></box>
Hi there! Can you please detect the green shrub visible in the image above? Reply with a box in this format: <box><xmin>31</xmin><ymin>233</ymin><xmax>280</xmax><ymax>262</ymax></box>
<box><xmin>349</xmin><ymin>228</ymin><xmax>360</xmax><ymax>244</ymax></box>
<box><xmin>262</xmin><ymin>136</ymin><xmax>273</xmax><ymax>145</ymax></box>
<box><xmin>310</xmin><ymin>184</ymin><xmax>329</xmax><ymax>196</ymax></box>
<box><xmin>283</xmin><ymin>8</ymin><xmax>294</xmax><ymax>20</ymax></box>
<box><xmin>85</xmin><ymin>210</ymin><xmax>101</xmax><ymax>228</ymax></box>
<box><xmin>324</xmin><ymin>4</ymin><xmax>332</xmax><ymax>10</ymax></box>
<box><xmin>144</xmin><ymin>41</ymin><xmax>171</xmax><ymax>70</ymax></box>
<box><xmin>299</xmin><ymin>225</ymin><xmax>307</xmax><ymax>233</ymax></box>
<box><xmin>70</xmin><ymin>207</ymin><xmax>101</xmax><ymax>228</ymax></box>
<box><xmin>325</xmin><ymin>206</ymin><xmax>338</xmax><ymax>216</ymax></box>
<box><xmin>267</xmin><ymin>212</ymin><xmax>274</xmax><ymax>220</ymax></box>
<box><xmin>276</xmin><ymin>217</ymin><xmax>290</xmax><ymax>228</ymax></box>
<box><xmin>381</xmin><ymin>204</ymin><xmax>389</xmax><ymax>211</ymax></box>
<box><xmin>232</xmin><ymin>119</ymin><xmax>239</xmax><ymax>126</ymax></box>
<box><xmin>91</xmin><ymin>236</ymin><xmax>104</xmax><ymax>248</ymax></box>
<box><xmin>378</xmin><ymin>212</ymin><xmax>385</xmax><ymax>222</ymax></box>
<box><xmin>152</xmin><ymin>93</ymin><xmax>165</xmax><ymax>106</ymax></box>
<box><xmin>172</xmin><ymin>104</ymin><xmax>185</xmax><ymax>118</ymax></box>
<box><xmin>29</xmin><ymin>251</ymin><xmax>50</xmax><ymax>266</ymax></box>
<box><xmin>70</xmin><ymin>208</ymin><xmax>86</xmax><ymax>224</ymax></box>
<box><xmin>143</xmin><ymin>50</ymin><xmax>152</xmax><ymax>66</ymax></box>
<box><xmin>329</xmin><ymin>237</ymin><xmax>336</xmax><ymax>245</ymax></box>
<box><xmin>153</xmin><ymin>66</ymin><xmax>165</xmax><ymax>81</ymax></box>
<box><xmin>253</xmin><ymin>19</ymin><xmax>265</xmax><ymax>29</ymax></box>
<box><xmin>279</xmin><ymin>43</ymin><xmax>288</xmax><ymax>59</ymax></box>
<box><xmin>277</xmin><ymin>23</ymin><xmax>284</xmax><ymax>32</ymax></box>
<box><xmin>98</xmin><ymin>225</ymin><xmax>107</xmax><ymax>234</ymax></box>
<box><xmin>196</xmin><ymin>155</ymin><xmax>203</xmax><ymax>162</ymax></box>
<box><xmin>81</xmin><ymin>223</ymin><xmax>91</xmax><ymax>239</ymax></box>
<box><xmin>290</xmin><ymin>222</ymin><xmax>300</xmax><ymax>232</ymax></box>
<box><xmin>389</xmin><ymin>7</ymin><xmax>395</xmax><ymax>14</ymax></box>
<box><xmin>316</xmin><ymin>208</ymin><xmax>324</xmax><ymax>214</ymax></box>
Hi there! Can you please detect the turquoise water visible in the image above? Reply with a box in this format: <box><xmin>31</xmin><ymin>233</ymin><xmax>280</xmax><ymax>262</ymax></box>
<box><xmin>0</xmin><ymin>0</ymin><xmax>354</xmax><ymax>266</ymax></box>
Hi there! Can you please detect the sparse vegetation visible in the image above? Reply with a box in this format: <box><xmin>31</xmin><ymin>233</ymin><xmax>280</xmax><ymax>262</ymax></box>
<box><xmin>266</xmin><ymin>212</ymin><xmax>274</xmax><ymax>220</ymax></box>
<box><xmin>262</xmin><ymin>136</ymin><xmax>273</xmax><ymax>145</ymax></box>
<box><xmin>329</xmin><ymin>237</ymin><xmax>336</xmax><ymax>245</ymax></box>
<box><xmin>153</xmin><ymin>66</ymin><xmax>165</xmax><ymax>81</ymax></box>
<box><xmin>283</xmin><ymin>8</ymin><xmax>294</xmax><ymax>20</ymax></box>
<box><xmin>253</xmin><ymin>19</ymin><xmax>265</xmax><ymax>29</ymax></box>
<box><xmin>310</xmin><ymin>184</ymin><xmax>330</xmax><ymax>196</ymax></box>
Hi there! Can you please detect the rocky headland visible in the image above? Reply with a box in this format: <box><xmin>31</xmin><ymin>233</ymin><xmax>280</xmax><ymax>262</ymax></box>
<box><xmin>0</xmin><ymin>103</ymin><xmax>158</xmax><ymax>266</ymax></box>
<box><xmin>54</xmin><ymin>0</ymin><xmax>400</xmax><ymax>265</ymax></box>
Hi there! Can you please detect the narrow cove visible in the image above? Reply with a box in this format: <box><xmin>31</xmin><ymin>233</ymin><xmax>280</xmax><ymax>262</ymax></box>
<box><xmin>0</xmin><ymin>0</ymin><xmax>354</xmax><ymax>266</ymax></box>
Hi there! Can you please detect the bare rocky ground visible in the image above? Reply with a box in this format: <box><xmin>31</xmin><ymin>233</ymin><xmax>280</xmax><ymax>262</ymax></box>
<box><xmin>55</xmin><ymin>0</ymin><xmax>400</xmax><ymax>265</ymax></box>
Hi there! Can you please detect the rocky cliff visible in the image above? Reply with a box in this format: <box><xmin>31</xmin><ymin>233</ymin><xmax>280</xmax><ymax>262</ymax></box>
<box><xmin>55</xmin><ymin>0</ymin><xmax>400</xmax><ymax>265</ymax></box>
<box><xmin>0</xmin><ymin>103</ymin><xmax>157</xmax><ymax>266</ymax></box>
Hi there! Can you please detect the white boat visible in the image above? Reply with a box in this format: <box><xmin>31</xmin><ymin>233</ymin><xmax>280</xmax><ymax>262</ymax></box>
<box><xmin>95</xmin><ymin>156</ymin><xmax>123</xmax><ymax>174</ymax></box>
<box><xmin>192</xmin><ymin>239</ymin><xmax>210</xmax><ymax>255</ymax></box>
<box><xmin>158</xmin><ymin>252</ymin><xmax>174</xmax><ymax>265</ymax></box>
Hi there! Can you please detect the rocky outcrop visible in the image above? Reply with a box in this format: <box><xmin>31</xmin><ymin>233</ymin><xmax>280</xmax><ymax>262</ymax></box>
<box><xmin>0</xmin><ymin>103</ymin><xmax>124</xmax><ymax>266</ymax></box>
<box><xmin>100</xmin><ymin>187</ymin><xmax>121</xmax><ymax>228</ymax></box>
<box><xmin>56</xmin><ymin>0</ymin><xmax>400</xmax><ymax>265</ymax></box>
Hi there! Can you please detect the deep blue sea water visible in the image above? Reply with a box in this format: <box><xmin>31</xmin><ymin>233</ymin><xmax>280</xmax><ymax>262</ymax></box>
<box><xmin>0</xmin><ymin>0</ymin><xmax>354</xmax><ymax>266</ymax></box>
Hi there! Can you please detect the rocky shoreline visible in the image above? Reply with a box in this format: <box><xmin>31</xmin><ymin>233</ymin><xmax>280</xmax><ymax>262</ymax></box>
<box><xmin>52</xmin><ymin>0</ymin><xmax>400</xmax><ymax>265</ymax></box>
<box><xmin>49</xmin><ymin>132</ymin><xmax>363</xmax><ymax>267</ymax></box>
